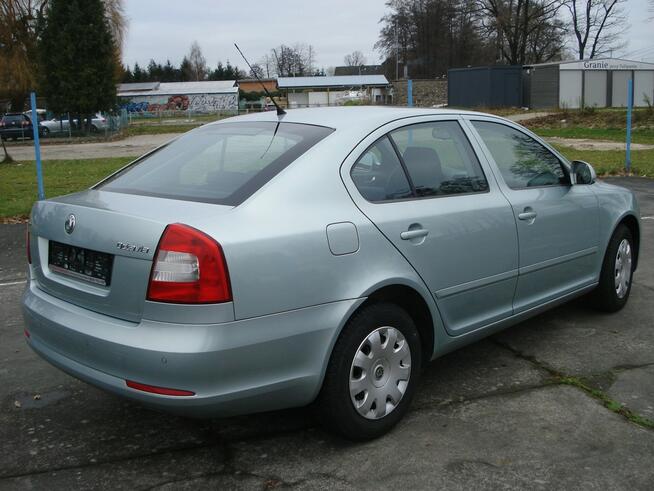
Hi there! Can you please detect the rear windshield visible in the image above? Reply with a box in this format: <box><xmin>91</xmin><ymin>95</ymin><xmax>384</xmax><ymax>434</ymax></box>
<box><xmin>99</xmin><ymin>121</ymin><xmax>334</xmax><ymax>206</ymax></box>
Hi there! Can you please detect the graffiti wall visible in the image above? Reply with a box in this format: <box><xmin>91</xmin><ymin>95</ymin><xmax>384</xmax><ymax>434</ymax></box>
<box><xmin>122</xmin><ymin>93</ymin><xmax>238</xmax><ymax>113</ymax></box>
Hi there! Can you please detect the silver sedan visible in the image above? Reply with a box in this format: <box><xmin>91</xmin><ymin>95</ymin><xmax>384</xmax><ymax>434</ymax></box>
<box><xmin>22</xmin><ymin>107</ymin><xmax>640</xmax><ymax>440</ymax></box>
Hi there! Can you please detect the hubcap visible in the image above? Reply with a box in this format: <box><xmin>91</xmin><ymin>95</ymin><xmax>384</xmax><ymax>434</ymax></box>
<box><xmin>349</xmin><ymin>326</ymin><xmax>411</xmax><ymax>420</ymax></box>
<box><xmin>614</xmin><ymin>238</ymin><xmax>632</xmax><ymax>299</ymax></box>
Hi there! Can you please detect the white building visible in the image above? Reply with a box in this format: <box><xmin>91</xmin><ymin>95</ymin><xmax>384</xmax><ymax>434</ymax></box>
<box><xmin>277</xmin><ymin>75</ymin><xmax>392</xmax><ymax>108</ymax></box>
<box><xmin>117</xmin><ymin>81</ymin><xmax>239</xmax><ymax>113</ymax></box>
<box><xmin>525</xmin><ymin>58</ymin><xmax>654</xmax><ymax>109</ymax></box>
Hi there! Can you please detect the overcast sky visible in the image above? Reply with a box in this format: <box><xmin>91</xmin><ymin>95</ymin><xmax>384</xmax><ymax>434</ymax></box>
<box><xmin>122</xmin><ymin>0</ymin><xmax>654</xmax><ymax>71</ymax></box>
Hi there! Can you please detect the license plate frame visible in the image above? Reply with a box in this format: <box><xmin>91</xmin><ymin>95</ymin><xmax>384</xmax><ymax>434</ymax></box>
<box><xmin>48</xmin><ymin>241</ymin><xmax>114</xmax><ymax>286</ymax></box>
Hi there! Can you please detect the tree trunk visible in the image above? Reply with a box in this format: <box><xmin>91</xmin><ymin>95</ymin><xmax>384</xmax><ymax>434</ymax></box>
<box><xmin>1</xmin><ymin>137</ymin><xmax>13</xmax><ymax>164</ymax></box>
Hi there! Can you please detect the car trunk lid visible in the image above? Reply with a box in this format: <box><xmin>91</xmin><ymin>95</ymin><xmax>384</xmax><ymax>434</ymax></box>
<box><xmin>30</xmin><ymin>189</ymin><xmax>233</xmax><ymax>322</ymax></box>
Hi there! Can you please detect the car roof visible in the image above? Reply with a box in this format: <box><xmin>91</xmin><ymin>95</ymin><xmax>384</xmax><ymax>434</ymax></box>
<box><xmin>210</xmin><ymin>106</ymin><xmax>499</xmax><ymax>132</ymax></box>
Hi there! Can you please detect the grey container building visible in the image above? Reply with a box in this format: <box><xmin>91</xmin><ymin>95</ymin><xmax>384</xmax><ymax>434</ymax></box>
<box><xmin>525</xmin><ymin>58</ymin><xmax>654</xmax><ymax>109</ymax></box>
<box><xmin>448</xmin><ymin>66</ymin><xmax>523</xmax><ymax>108</ymax></box>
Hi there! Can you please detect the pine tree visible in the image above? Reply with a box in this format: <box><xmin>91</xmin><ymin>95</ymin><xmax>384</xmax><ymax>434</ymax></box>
<box><xmin>38</xmin><ymin>0</ymin><xmax>117</xmax><ymax>132</ymax></box>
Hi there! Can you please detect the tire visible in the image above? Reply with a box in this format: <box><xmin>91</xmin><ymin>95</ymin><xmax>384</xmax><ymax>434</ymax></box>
<box><xmin>315</xmin><ymin>302</ymin><xmax>422</xmax><ymax>440</ymax></box>
<box><xmin>90</xmin><ymin>125</ymin><xmax>98</xmax><ymax>133</ymax></box>
<box><xmin>592</xmin><ymin>224</ymin><xmax>634</xmax><ymax>312</ymax></box>
<box><xmin>41</xmin><ymin>127</ymin><xmax>50</xmax><ymax>137</ymax></box>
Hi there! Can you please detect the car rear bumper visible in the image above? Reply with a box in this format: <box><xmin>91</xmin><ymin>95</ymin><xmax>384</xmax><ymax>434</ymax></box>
<box><xmin>22</xmin><ymin>282</ymin><xmax>362</xmax><ymax>417</ymax></box>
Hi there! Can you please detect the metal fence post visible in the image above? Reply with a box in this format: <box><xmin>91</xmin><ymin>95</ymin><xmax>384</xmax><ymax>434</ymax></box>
<box><xmin>407</xmin><ymin>79</ymin><xmax>413</xmax><ymax>107</ymax></box>
<box><xmin>30</xmin><ymin>92</ymin><xmax>45</xmax><ymax>200</ymax></box>
<box><xmin>625</xmin><ymin>78</ymin><xmax>633</xmax><ymax>173</ymax></box>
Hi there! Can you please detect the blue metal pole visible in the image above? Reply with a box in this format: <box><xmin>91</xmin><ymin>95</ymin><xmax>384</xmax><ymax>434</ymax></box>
<box><xmin>625</xmin><ymin>78</ymin><xmax>633</xmax><ymax>174</ymax></box>
<box><xmin>30</xmin><ymin>92</ymin><xmax>45</xmax><ymax>200</ymax></box>
<box><xmin>407</xmin><ymin>79</ymin><xmax>413</xmax><ymax>107</ymax></box>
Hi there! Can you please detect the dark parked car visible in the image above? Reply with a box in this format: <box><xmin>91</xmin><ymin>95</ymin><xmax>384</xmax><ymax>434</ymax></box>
<box><xmin>0</xmin><ymin>113</ymin><xmax>45</xmax><ymax>141</ymax></box>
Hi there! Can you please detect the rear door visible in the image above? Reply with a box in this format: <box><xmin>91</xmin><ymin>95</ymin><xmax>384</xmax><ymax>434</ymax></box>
<box><xmin>467</xmin><ymin>118</ymin><xmax>599</xmax><ymax>312</ymax></box>
<box><xmin>343</xmin><ymin>116</ymin><xmax>519</xmax><ymax>336</ymax></box>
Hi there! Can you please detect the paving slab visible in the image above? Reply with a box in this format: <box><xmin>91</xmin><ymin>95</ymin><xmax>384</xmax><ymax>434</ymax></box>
<box><xmin>4</xmin><ymin>386</ymin><xmax>654</xmax><ymax>490</ymax></box>
<box><xmin>607</xmin><ymin>365</ymin><xmax>654</xmax><ymax>420</ymax></box>
<box><xmin>494</xmin><ymin>285</ymin><xmax>654</xmax><ymax>377</ymax></box>
<box><xmin>0</xmin><ymin>224</ymin><xmax>26</xmax><ymax>282</ymax></box>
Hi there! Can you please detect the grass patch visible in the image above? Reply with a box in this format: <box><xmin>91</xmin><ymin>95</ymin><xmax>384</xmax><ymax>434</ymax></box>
<box><xmin>553</xmin><ymin>145</ymin><xmax>654</xmax><ymax>177</ymax></box>
<box><xmin>535</xmin><ymin>127</ymin><xmax>654</xmax><ymax>145</ymax></box>
<box><xmin>0</xmin><ymin>157</ymin><xmax>132</xmax><ymax>218</ymax></box>
<box><xmin>557</xmin><ymin>376</ymin><xmax>654</xmax><ymax>430</ymax></box>
<box><xmin>122</xmin><ymin>124</ymin><xmax>198</xmax><ymax>137</ymax></box>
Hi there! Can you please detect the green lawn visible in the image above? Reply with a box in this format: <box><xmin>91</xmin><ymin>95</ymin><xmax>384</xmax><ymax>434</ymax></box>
<box><xmin>122</xmin><ymin>124</ymin><xmax>197</xmax><ymax>137</ymax></box>
<box><xmin>534</xmin><ymin>127</ymin><xmax>654</xmax><ymax>145</ymax></box>
<box><xmin>553</xmin><ymin>145</ymin><xmax>654</xmax><ymax>176</ymax></box>
<box><xmin>0</xmin><ymin>157</ymin><xmax>132</xmax><ymax>218</ymax></box>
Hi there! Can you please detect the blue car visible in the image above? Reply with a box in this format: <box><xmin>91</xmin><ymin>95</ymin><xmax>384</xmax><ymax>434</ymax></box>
<box><xmin>22</xmin><ymin>107</ymin><xmax>640</xmax><ymax>440</ymax></box>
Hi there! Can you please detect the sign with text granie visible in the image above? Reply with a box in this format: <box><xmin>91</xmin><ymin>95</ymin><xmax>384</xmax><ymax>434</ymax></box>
<box><xmin>559</xmin><ymin>58</ymin><xmax>654</xmax><ymax>71</ymax></box>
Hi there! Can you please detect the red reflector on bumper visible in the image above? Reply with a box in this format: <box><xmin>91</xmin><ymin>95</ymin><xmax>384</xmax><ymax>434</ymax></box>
<box><xmin>126</xmin><ymin>380</ymin><xmax>195</xmax><ymax>397</ymax></box>
<box><xmin>24</xmin><ymin>329</ymin><xmax>30</xmax><ymax>338</ymax></box>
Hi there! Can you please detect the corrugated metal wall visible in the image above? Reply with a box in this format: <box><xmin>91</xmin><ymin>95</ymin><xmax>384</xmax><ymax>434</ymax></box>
<box><xmin>447</xmin><ymin>66</ymin><xmax>523</xmax><ymax>107</ymax></box>
<box><xmin>529</xmin><ymin>65</ymin><xmax>558</xmax><ymax>108</ymax></box>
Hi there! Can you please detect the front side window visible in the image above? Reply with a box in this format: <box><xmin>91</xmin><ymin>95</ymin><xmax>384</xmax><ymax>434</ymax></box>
<box><xmin>100</xmin><ymin>122</ymin><xmax>333</xmax><ymax>205</ymax></box>
<box><xmin>390</xmin><ymin>121</ymin><xmax>489</xmax><ymax>197</ymax></box>
<box><xmin>471</xmin><ymin>121</ymin><xmax>568</xmax><ymax>189</ymax></box>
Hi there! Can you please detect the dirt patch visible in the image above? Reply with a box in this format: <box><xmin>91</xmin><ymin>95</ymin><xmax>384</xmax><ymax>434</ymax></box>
<box><xmin>545</xmin><ymin>137</ymin><xmax>654</xmax><ymax>151</ymax></box>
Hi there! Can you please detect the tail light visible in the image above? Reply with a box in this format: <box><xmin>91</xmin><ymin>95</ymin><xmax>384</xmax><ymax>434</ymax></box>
<box><xmin>26</xmin><ymin>225</ymin><xmax>31</xmax><ymax>264</ymax></box>
<box><xmin>147</xmin><ymin>223</ymin><xmax>231</xmax><ymax>304</ymax></box>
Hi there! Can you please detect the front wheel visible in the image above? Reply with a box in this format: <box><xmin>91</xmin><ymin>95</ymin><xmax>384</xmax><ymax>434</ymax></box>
<box><xmin>592</xmin><ymin>224</ymin><xmax>634</xmax><ymax>312</ymax></box>
<box><xmin>315</xmin><ymin>302</ymin><xmax>421</xmax><ymax>440</ymax></box>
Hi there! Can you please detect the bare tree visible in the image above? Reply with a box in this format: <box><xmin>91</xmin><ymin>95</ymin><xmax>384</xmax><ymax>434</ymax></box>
<box><xmin>475</xmin><ymin>0</ymin><xmax>566</xmax><ymax>65</ymax></box>
<box><xmin>102</xmin><ymin>0</ymin><xmax>127</xmax><ymax>54</ymax></box>
<box><xmin>186</xmin><ymin>41</ymin><xmax>207</xmax><ymax>81</ymax></box>
<box><xmin>563</xmin><ymin>0</ymin><xmax>627</xmax><ymax>59</ymax></box>
<box><xmin>248</xmin><ymin>63</ymin><xmax>265</xmax><ymax>79</ymax></box>
<box><xmin>344</xmin><ymin>50</ymin><xmax>367</xmax><ymax>67</ymax></box>
<box><xmin>271</xmin><ymin>43</ymin><xmax>315</xmax><ymax>77</ymax></box>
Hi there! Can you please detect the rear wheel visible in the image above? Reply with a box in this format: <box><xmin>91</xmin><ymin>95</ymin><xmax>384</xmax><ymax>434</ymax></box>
<box><xmin>592</xmin><ymin>224</ymin><xmax>634</xmax><ymax>312</ymax></box>
<box><xmin>316</xmin><ymin>302</ymin><xmax>421</xmax><ymax>440</ymax></box>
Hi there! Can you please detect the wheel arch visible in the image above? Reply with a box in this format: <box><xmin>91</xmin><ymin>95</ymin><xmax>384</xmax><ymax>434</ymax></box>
<box><xmin>616</xmin><ymin>213</ymin><xmax>640</xmax><ymax>271</ymax></box>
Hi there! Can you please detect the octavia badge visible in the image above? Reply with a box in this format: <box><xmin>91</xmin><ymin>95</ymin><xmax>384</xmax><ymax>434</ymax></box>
<box><xmin>64</xmin><ymin>214</ymin><xmax>76</xmax><ymax>234</ymax></box>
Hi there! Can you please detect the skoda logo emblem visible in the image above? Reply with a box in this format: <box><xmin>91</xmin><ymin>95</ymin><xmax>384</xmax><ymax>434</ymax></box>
<box><xmin>64</xmin><ymin>214</ymin><xmax>76</xmax><ymax>234</ymax></box>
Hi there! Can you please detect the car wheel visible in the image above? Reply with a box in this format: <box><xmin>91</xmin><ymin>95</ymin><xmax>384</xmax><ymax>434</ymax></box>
<box><xmin>90</xmin><ymin>125</ymin><xmax>98</xmax><ymax>133</ymax></box>
<box><xmin>42</xmin><ymin>128</ymin><xmax>50</xmax><ymax>137</ymax></box>
<box><xmin>316</xmin><ymin>302</ymin><xmax>421</xmax><ymax>440</ymax></box>
<box><xmin>592</xmin><ymin>224</ymin><xmax>634</xmax><ymax>312</ymax></box>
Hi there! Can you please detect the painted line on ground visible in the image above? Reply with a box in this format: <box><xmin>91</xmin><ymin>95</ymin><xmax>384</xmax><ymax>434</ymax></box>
<box><xmin>0</xmin><ymin>280</ymin><xmax>27</xmax><ymax>287</ymax></box>
<box><xmin>641</xmin><ymin>216</ymin><xmax>653</xmax><ymax>220</ymax></box>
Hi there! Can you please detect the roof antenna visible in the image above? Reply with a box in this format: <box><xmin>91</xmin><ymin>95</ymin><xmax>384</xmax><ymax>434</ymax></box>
<box><xmin>234</xmin><ymin>43</ymin><xmax>286</xmax><ymax>116</ymax></box>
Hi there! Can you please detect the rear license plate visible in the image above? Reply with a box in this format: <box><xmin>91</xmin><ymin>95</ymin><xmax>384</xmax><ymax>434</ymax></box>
<box><xmin>48</xmin><ymin>241</ymin><xmax>113</xmax><ymax>286</ymax></box>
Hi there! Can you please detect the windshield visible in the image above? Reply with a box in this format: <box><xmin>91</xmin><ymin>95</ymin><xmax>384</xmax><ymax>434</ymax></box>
<box><xmin>99</xmin><ymin>121</ymin><xmax>334</xmax><ymax>205</ymax></box>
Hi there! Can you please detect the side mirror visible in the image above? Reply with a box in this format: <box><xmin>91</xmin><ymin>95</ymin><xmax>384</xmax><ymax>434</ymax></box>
<box><xmin>571</xmin><ymin>160</ymin><xmax>596</xmax><ymax>185</ymax></box>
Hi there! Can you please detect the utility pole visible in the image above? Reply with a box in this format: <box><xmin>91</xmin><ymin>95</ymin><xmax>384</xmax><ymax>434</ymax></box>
<box><xmin>395</xmin><ymin>21</ymin><xmax>399</xmax><ymax>81</ymax></box>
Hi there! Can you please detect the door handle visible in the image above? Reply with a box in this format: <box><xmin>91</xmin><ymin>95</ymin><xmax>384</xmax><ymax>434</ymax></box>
<box><xmin>518</xmin><ymin>208</ymin><xmax>537</xmax><ymax>221</ymax></box>
<box><xmin>400</xmin><ymin>229</ymin><xmax>429</xmax><ymax>240</ymax></box>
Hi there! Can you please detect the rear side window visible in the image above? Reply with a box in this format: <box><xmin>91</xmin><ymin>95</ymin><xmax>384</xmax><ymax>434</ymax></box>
<box><xmin>351</xmin><ymin>136</ymin><xmax>412</xmax><ymax>202</ymax></box>
<box><xmin>3</xmin><ymin>115</ymin><xmax>23</xmax><ymax>123</ymax></box>
<box><xmin>472</xmin><ymin>121</ymin><xmax>567</xmax><ymax>189</ymax></box>
<box><xmin>390</xmin><ymin>121</ymin><xmax>488</xmax><ymax>197</ymax></box>
<box><xmin>100</xmin><ymin>122</ymin><xmax>333</xmax><ymax>205</ymax></box>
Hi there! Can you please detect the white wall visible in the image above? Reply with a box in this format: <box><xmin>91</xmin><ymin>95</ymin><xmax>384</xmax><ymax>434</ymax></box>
<box><xmin>612</xmin><ymin>71</ymin><xmax>632</xmax><ymax>107</ymax></box>
<box><xmin>584</xmin><ymin>71</ymin><xmax>607</xmax><ymax>107</ymax></box>
<box><xmin>634</xmin><ymin>71</ymin><xmax>654</xmax><ymax>107</ymax></box>
<box><xmin>559</xmin><ymin>70</ymin><xmax>582</xmax><ymax>108</ymax></box>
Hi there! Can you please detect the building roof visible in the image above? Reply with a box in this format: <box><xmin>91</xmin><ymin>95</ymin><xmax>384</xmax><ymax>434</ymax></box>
<box><xmin>334</xmin><ymin>65</ymin><xmax>385</xmax><ymax>76</ymax></box>
<box><xmin>117</xmin><ymin>80</ymin><xmax>238</xmax><ymax>97</ymax></box>
<box><xmin>277</xmin><ymin>75</ymin><xmax>390</xmax><ymax>89</ymax></box>
<box><xmin>117</xmin><ymin>82</ymin><xmax>160</xmax><ymax>92</ymax></box>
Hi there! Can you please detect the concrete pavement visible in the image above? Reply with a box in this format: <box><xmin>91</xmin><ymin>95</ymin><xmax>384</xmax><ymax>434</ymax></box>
<box><xmin>0</xmin><ymin>177</ymin><xmax>652</xmax><ymax>489</ymax></box>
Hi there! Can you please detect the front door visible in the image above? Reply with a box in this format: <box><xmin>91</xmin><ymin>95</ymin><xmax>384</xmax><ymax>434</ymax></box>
<box><xmin>346</xmin><ymin>118</ymin><xmax>519</xmax><ymax>335</ymax></box>
<box><xmin>469</xmin><ymin>119</ymin><xmax>599</xmax><ymax>313</ymax></box>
